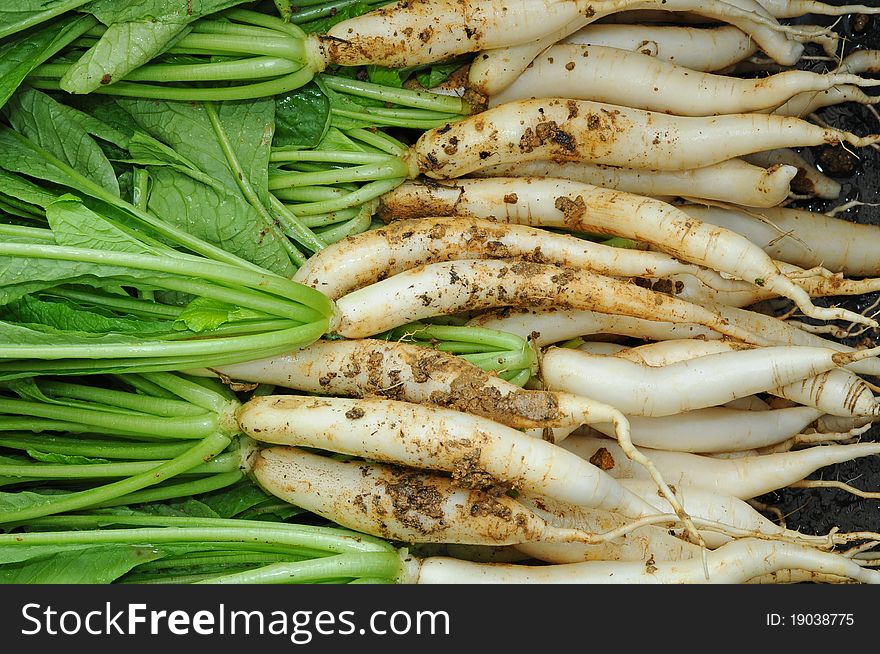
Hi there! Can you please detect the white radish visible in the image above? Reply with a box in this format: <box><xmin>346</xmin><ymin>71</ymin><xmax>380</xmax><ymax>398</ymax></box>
<box><xmin>409</xmin><ymin>99</ymin><xmax>880</xmax><ymax>177</ymax></box>
<box><xmin>488</xmin><ymin>44</ymin><xmax>880</xmax><ymax>116</ymax></box>
<box><xmin>378</xmin><ymin>177</ymin><xmax>876</xmax><ymax>327</ymax></box>
<box><xmin>679</xmin><ymin>204</ymin><xmax>880</xmax><ymax>277</ymax></box>
<box><xmin>400</xmin><ymin>539</ymin><xmax>880</xmax><ymax>583</ymax></box>
<box><xmin>709</xmin><ymin>304</ymin><xmax>880</xmax><ymax>377</ymax></box>
<box><xmin>322</xmin><ymin>0</ymin><xmax>812</xmax><ymax>70</ymax></box>
<box><xmin>199</xmin><ymin>338</ymin><xmax>627</xmax><ymax>432</ymax></box>
<box><xmin>672</xmin><ymin>265</ymin><xmax>880</xmax><ymax>308</ymax></box>
<box><xmin>589</xmin><ymin>405</ymin><xmax>825</xmax><ymax>453</ymax></box>
<box><xmin>540</xmin><ymin>344</ymin><xmax>880</xmax><ymax>417</ymax></box>
<box><xmin>474</xmin><ymin>159</ymin><xmax>797</xmax><ymax>208</ymax></box>
<box><xmin>755</xmin><ymin>0</ymin><xmax>880</xmax><ymax>17</ymax></box>
<box><xmin>772</xmin><ymin>86</ymin><xmax>880</xmax><ymax>119</ymax></box>
<box><xmin>603</xmin><ymin>338</ymin><xmax>880</xmax><ymax>417</ymax></box>
<box><xmin>320</xmin><ymin>0</ymin><xmax>590</xmax><ymax>68</ymax></box>
<box><xmin>236</xmin><ymin>395</ymin><xmax>658</xmax><ymax>520</ymax></box>
<box><xmin>469</xmin><ymin>305</ymin><xmax>880</xmax><ymax>378</ymax></box>
<box><xmin>331</xmin><ymin>259</ymin><xmax>770</xmax><ymax>344</ymax></box>
<box><xmin>292</xmin><ymin>216</ymin><xmax>743</xmax><ymax>300</ymax></box>
<box><xmin>253</xmin><ymin>446</ymin><xmax>612</xmax><ymax>546</ymax></box>
<box><xmin>467</xmin><ymin>0</ymin><xmax>819</xmax><ymax>96</ymax></box>
<box><xmin>469</xmin><ymin>308</ymin><xmax>719</xmax><ymax>347</ymax></box>
<box><xmin>563</xmin><ymin>24</ymin><xmax>758</xmax><ymax>72</ymax></box>
<box><xmin>560</xmin><ymin>434</ymin><xmax>880</xmax><ymax>499</ymax></box>
<box><xmin>838</xmin><ymin>50</ymin><xmax>880</xmax><ymax>75</ymax></box>
<box><xmin>743</xmin><ymin>149</ymin><xmax>841</xmax><ymax>199</ymax></box>
<box><xmin>618</xmin><ymin>478</ymin><xmax>830</xmax><ymax>548</ymax></box>
<box><xmin>515</xmin><ymin>494</ymin><xmax>703</xmax><ymax>563</ymax></box>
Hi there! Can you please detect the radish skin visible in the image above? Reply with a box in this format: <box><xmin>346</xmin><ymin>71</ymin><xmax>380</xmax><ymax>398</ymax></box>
<box><xmin>619</xmin><ymin>478</ymin><xmax>828</xmax><ymax>548</ymax></box>
<box><xmin>515</xmin><ymin>494</ymin><xmax>703</xmax><ymax>563</ymax></box>
<box><xmin>467</xmin><ymin>0</ymin><xmax>814</xmax><ymax>96</ymax></box>
<box><xmin>331</xmin><ymin>259</ymin><xmax>770</xmax><ymax>344</ymax></box>
<box><xmin>563</xmin><ymin>24</ymin><xmax>758</xmax><ymax>72</ymax></box>
<box><xmin>743</xmin><ymin>149</ymin><xmax>841</xmax><ymax>199</ymax></box>
<box><xmin>772</xmin><ymin>86</ymin><xmax>880</xmax><ymax>119</ymax></box>
<box><xmin>236</xmin><ymin>395</ymin><xmax>657</xmax><ymax>519</ymax></box>
<box><xmin>680</xmin><ymin>204</ymin><xmax>880</xmax><ymax>277</ymax></box>
<box><xmin>409</xmin><ymin>99</ymin><xmax>880</xmax><ymax>177</ymax></box>
<box><xmin>561</xmin><ymin>435</ymin><xmax>880</xmax><ymax>499</ymax></box>
<box><xmin>540</xmin><ymin>345</ymin><xmax>875</xmax><ymax>417</ymax></box>
<box><xmin>253</xmin><ymin>447</ymin><xmax>611</xmax><ymax>546</ymax></box>
<box><xmin>377</xmin><ymin>177</ymin><xmax>876</xmax><ymax>327</ymax></box>
<box><xmin>200</xmin><ymin>338</ymin><xmax>625</xmax><ymax>431</ymax></box>
<box><xmin>474</xmin><ymin>159</ymin><xmax>797</xmax><ymax>208</ymax></box>
<box><xmin>489</xmin><ymin>44</ymin><xmax>880</xmax><ymax>116</ymax></box>
<box><xmin>292</xmin><ymin>216</ymin><xmax>742</xmax><ymax>300</ymax></box>
<box><xmin>589</xmin><ymin>405</ymin><xmax>825</xmax><ymax>453</ymax></box>
<box><xmin>400</xmin><ymin>538</ymin><xmax>880</xmax><ymax>583</ymax></box>
<box><xmin>469</xmin><ymin>308</ymin><xmax>718</xmax><ymax>347</ymax></box>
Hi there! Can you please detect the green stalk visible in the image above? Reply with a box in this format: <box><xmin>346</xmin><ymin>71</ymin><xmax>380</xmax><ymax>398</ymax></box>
<box><xmin>36</xmin><ymin>380</ymin><xmax>207</xmax><ymax>417</ymax></box>
<box><xmin>0</xmin><ymin>241</ymin><xmax>335</xmax><ymax>317</ymax></box>
<box><xmin>3</xmin><ymin>517</ymin><xmax>394</xmax><ymax>554</ymax></box>
<box><xmin>0</xmin><ymin>322</ymin><xmax>328</xmax><ymax>363</ymax></box>
<box><xmin>0</xmin><ymin>327</ymin><xmax>328</xmax><ymax>378</ymax></box>
<box><xmin>295</xmin><ymin>207</ymin><xmax>362</xmax><ymax>228</ymax></box>
<box><xmin>113</xmin><ymin>57</ymin><xmax>302</xmax><ymax>83</ymax></box>
<box><xmin>267</xmin><ymin>195</ymin><xmax>328</xmax><ymax>253</ymax></box>
<box><xmin>133</xmin><ymin>550</ymin><xmax>296</xmax><ymax>574</ymax></box>
<box><xmin>0</xmin><ymin>397</ymin><xmax>217</xmax><ymax>440</ymax></box>
<box><xmin>135</xmin><ymin>372</ymin><xmax>233</xmax><ymax>415</ymax></box>
<box><xmin>313</xmin><ymin>207</ymin><xmax>373</xmax><ymax>243</ymax></box>
<box><xmin>223</xmin><ymin>8</ymin><xmax>308</xmax><ymax>39</ymax></box>
<box><xmin>270</xmin><ymin>150</ymin><xmax>395</xmax><ymax>165</ymax></box>
<box><xmin>320</xmin><ymin>74</ymin><xmax>469</xmax><ymax>114</ymax></box>
<box><xmin>345</xmin><ymin>128</ymin><xmax>408</xmax><ymax>156</ymax></box>
<box><xmin>92</xmin><ymin>471</ymin><xmax>245</xmax><ymax>508</ymax></box>
<box><xmin>0</xmin><ymin>434</ymin><xmax>194</xmax><ymax>460</ymax></box>
<box><xmin>198</xmin><ymin>552</ymin><xmax>403</xmax><ymax>584</ymax></box>
<box><xmin>0</xmin><ymin>452</ymin><xmax>238</xmax><ymax>480</ymax></box>
<box><xmin>271</xmin><ymin>186</ymin><xmax>348</xmax><ymax>203</ymax></box>
<box><xmin>170</xmin><ymin>33</ymin><xmax>306</xmax><ymax>61</ymax></box>
<box><xmin>269</xmin><ymin>159</ymin><xmax>409</xmax><ymax>189</ymax></box>
<box><xmin>45</xmin><ymin>287</ymin><xmax>183</xmax><ymax>320</ymax></box>
<box><xmin>0</xmin><ymin>417</ymin><xmax>155</xmax><ymax>438</ymax></box>
<box><xmin>281</xmin><ymin>179</ymin><xmax>398</xmax><ymax>215</ymax></box>
<box><xmin>0</xmin><ymin>224</ymin><xmax>53</xmax><ymax>240</ymax></box>
<box><xmin>30</xmin><ymin>68</ymin><xmax>317</xmax><ymax>103</ymax></box>
<box><xmin>330</xmin><ymin>107</ymin><xmax>460</xmax><ymax>130</ymax></box>
<box><xmin>0</xmin><ymin>432</ymin><xmax>232</xmax><ymax>524</ymax></box>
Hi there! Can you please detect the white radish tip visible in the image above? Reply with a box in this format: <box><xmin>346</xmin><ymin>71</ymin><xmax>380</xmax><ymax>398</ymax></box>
<box><xmin>832</xmin><ymin>346</ymin><xmax>880</xmax><ymax>366</ymax></box>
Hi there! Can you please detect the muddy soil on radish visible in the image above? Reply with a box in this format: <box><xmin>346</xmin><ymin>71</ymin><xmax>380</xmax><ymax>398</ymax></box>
<box><xmin>756</xmin><ymin>7</ymin><xmax>879</xmax><ymax>536</ymax></box>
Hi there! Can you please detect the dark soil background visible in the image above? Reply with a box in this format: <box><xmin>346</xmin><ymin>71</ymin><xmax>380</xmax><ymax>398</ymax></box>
<box><xmin>751</xmin><ymin>4</ymin><xmax>879</xmax><ymax>537</ymax></box>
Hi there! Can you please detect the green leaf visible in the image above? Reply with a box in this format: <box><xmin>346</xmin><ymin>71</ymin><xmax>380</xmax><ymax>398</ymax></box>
<box><xmin>174</xmin><ymin>297</ymin><xmax>259</xmax><ymax>332</ymax></box>
<box><xmin>196</xmin><ymin>480</ymin><xmax>275</xmax><ymax>518</ymax></box>
<box><xmin>1</xmin><ymin>295</ymin><xmax>173</xmax><ymax>336</ymax></box>
<box><xmin>27</xmin><ymin>450</ymin><xmax>111</xmax><ymax>465</ymax></box>
<box><xmin>316</xmin><ymin>127</ymin><xmax>368</xmax><ymax>153</ymax></box>
<box><xmin>299</xmin><ymin>2</ymin><xmax>372</xmax><ymax>33</ymax></box>
<box><xmin>0</xmin><ymin>543</ymin><xmax>168</xmax><ymax>583</ymax></box>
<box><xmin>46</xmin><ymin>195</ymin><xmax>157</xmax><ymax>254</ymax></box>
<box><xmin>0</xmin><ymin>168</ymin><xmax>59</xmax><ymax>210</ymax></box>
<box><xmin>415</xmin><ymin>62</ymin><xmax>461</xmax><ymax>89</ymax></box>
<box><xmin>0</xmin><ymin>0</ymin><xmax>92</xmax><ymax>41</ymax></box>
<box><xmin>83</xmin><ymin>0</ymin><xmax>246</xmax><ymax>24</ymax></box>
<box><xmin>0</xmin><ymin>489</ymin><xmax>58</xmax><ymax>516</ymax></box>
<box><xmin>274</xmin><ymin>82</ymin><xmax>331</xmax><ymax>150</ymax></box>
<box><xmin>0</xmin><ymin>14</ymin><xmax>95</xmax><ymax>110</ymax></box>
<box><xmin>60</xmin><ymin>21</ymin><xmax>191</xmax><ymax>94</ymax></box>
<box><xmin>144</xmin><ymin>167</ymin><xmax>295</xmax><ymax>276</ymax></box>
<box><xmin>5</xmin><ymin>87</ymin><xmax>120</xmax><ymax>196</ymax></box>
<box><xmin>366</xmin><ymin>66</ymin><xmax>404</xmax><ymax>89</ymax></box>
